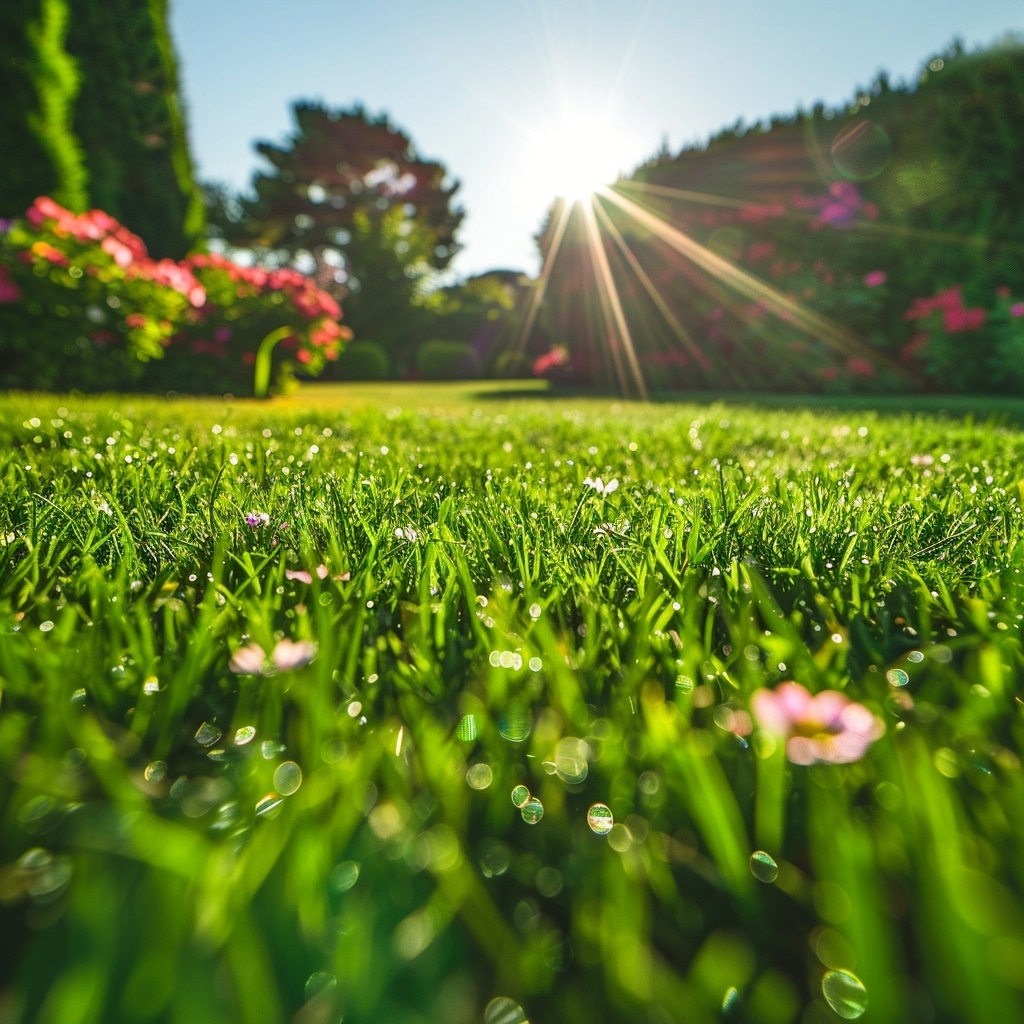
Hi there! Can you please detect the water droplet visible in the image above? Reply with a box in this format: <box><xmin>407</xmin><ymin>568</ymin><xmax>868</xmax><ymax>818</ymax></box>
<box><xmin>70</xmin><ymin>688</ymin><xmax>86</xmax><ymax>707</ymax></box>
<box><xmin>541</xmin><ymin>760</ymin><xmax>557</xmax><ymax>775</ymax></box>
<box><xmin>194</xmin><ymin>722</ymin><xmax>222</xmax><ymax>747</ymax></box>
<box><xmin>750</xmin><ymin>850</ymin><xmax>779</xmax><ymax>883</ymax></box>
<box><xmin>234</xmin><ymin>726</ymin><xmax>256</xmax><ymax>745</ymax></box>
<box><xmin>722</xmin><ymin>987</ymin><xmax>742</xmax><ymax>1015</ymax></box>
<box><xmin>886</xmin><ymin>668</ymin><xmax>909</xmax><ymax>687</ymax></box>
<box><xmin>498</xmin><ymin>700</ymin><xmax>531</xmax><ymax>743</ymax></box>
<box><xmin>305</xmin><ymin>972</ymin><xmax>336</xmax><ymax>1000</ymax></box>
<box><xmin>484</xmin><ymin>997</ymin><xmax>527</xmax><ymax>1024</ymax></box>
<box><xmin>822</xmin><ymin>969</ymin><xmax>868</xmax><ymax>1019</ymax></box>
<box><xmin>511</xmin><ymin>785</ymin><xmax>531</xmax><ymax>808</ymax></box>
<box><xmin>329</xmin><ymin>861</ymin><xmax>360</xmax><ymax>893</ymax></box>
<box><xmin>587</xmin><ymin>803</ymin><xmax>614</xmax><ymax>835</ymax></box>
<box><xmin>144</xmin><ymin>760</ymin><xmax>167</xmax><ymax>782</ymax></box>
<box><xmin>466</xmin><ymin>763</ymin><xmax>493</xmax><ymax>790</ymax></box>
<box><xmin>142</xmin><ymin>676</ymin><xmax>160</xmax><ymax>695</ymax></box>
<box><xmin>520</xmin><ymin>798</ymin><xmax>544</xmax><ymax>824</ymax></box>
<box><xmin>255</xmin><ymin>793</ymin><xmax>284</xmax><ymax>817</ymax></box>
<box><xmin>528</xmin><ymin>657</ymin><xmax>542</xmax><ymax>672</ymax></box>
<box><xmin>907</xmin><ymin>650</ymin><xmax>924</xmax><ymax>664</ymax></box>
<box><xmin>554</xmin><ymin>737</ymin><xmax>589</xmax><ymax>784</ymax></box>
<box><xmin>261</xmin><ymin>740</ymin><xmax>285</xmax><ymax>759</ymax></box>
<box><xmin>274</xmin><ymin>761</ymin><xmax>302</xmax><ymax>795</ymax></box>
<box><xmin>529</xmin><ymin>603</ymin><xmax>542</xmax><ymax>619</ymax></box>
<box><xmin>456</xmin><ymin>714</ymin><xmax>477</xmax><ymax>741</ymax></box>
<box><xmin>39</xmin><ymin>620</ymin><xmax>54</xmax><ymax>633</ymax></box>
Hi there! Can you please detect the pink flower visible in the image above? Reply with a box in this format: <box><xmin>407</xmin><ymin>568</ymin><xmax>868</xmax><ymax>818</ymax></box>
<box><xmin>864</xmin><ymin>270</ymin><xmax>886</xmax><ymax>287</ymax></box>
<box><xmin>846</xmin><ymin>357</ymin><xmax>875</xmax><ymax>377</ymax></box>
<box><xmin>943</xmin><ymin>306</ymin><xmax>986</xmax><ymax>333</ymax></box>
<box><xmin>751</xmin><ymin>682</ymin><xmax>884</xmax><ymax>765</ymax></box>
<box><xmin>229</xmin><ymin>642</ymin><xmax>266</xmax><ymax>674</ymax></box>
<box><xmin>271</xmin><ymin>638</ymin><xmax>317</xmax><ymax>670</ymax></box>
<box><xmin>229</xmin><ymin>638</ymin><xmax>317</xmax><ymax>673</ymax></box>
<box><xmin>285</xmin><ymin>564</ymin><xmax>333</xmax><ymax>584</ymax></box>
<box><xmin>1010</xmin><ymin>303</ymin><xmax>1024</xmax><ymax>318</ymax></box>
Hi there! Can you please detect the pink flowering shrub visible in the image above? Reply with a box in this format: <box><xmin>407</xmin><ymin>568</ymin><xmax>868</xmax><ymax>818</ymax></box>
<box><xmin>0</xmin><ymin>197</ymin><xmax>200</xmax><ymax>390</ymax></box>
<box><xmin>0</xmin><ymin>197</ymin><xmax>350</xmax><ymax>394</ymax></box>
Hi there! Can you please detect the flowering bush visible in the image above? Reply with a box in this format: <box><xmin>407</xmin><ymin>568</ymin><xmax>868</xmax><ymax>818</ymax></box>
<box><xmin>0</xmin><ymin>197</ymin><xmax>200</xmax><ymax>390</ymax></box>
<box><xmin>0</xmin><ymin>197</ymin><xmax>350</xmax><ymax>394</ymax></box>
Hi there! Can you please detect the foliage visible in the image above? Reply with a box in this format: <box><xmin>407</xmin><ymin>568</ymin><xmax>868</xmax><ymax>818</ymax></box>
<box><xmin>63</xmin><ymin>0</ymin><xmax>205</xmax><ymax>257</ymax></box>
<box><xmin>212</xmin><ymin>103</ymin><xmax>464</xmax><ymax>370</ymax></box>
<box><xmin>521</xmin><ymin>37</ymin><xmax>1024</xmax><ymax>395</ymax></box>
<box><xmin>414</xmin><ymin>339</ymin><xmax>480</xmax><ymax>380</ymax></box>
<box><xmin>333</xmin><ymin>340</ymin><xmax>392</xmax><ymax>381</ymax></box>
<box><xmin>0</xmin><ymin>388</ymin><xmax>1022</xmax><ymax>1023</ymax></box>
<box><xmin>0</xmin><ymin>197</ymin><xmax>349</xmax><ymax>394</ymax></box>
<box><xmin>0</xmin><ymin>0</ymin><xmax>202</xmax><ymax>257</ymax></box>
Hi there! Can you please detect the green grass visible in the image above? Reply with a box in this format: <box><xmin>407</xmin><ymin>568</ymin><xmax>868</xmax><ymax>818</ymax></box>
<box><xmin>1</xmin><ymin>383</ymin><xmax>1023</xmax><ymax>1024</ymax></box>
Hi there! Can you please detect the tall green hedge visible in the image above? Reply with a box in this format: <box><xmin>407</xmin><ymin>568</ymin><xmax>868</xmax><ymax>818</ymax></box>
<box><xmin>0</xmin><ymin>0</ymin><xmax>202</xmax><ymax>258</ymax></box>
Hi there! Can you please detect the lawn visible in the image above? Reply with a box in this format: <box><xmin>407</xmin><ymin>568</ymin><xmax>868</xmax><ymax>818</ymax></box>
<box><xmin>1</xmin><ymin>383</ymin><xmax>1022</xmax><ymax>1024</ymax></box>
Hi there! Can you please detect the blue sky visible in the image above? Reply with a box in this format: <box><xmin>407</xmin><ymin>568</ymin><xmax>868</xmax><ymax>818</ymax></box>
<box><xmin>170</xmin><ymin>0</ymin><xmax>1023</xmax><ymax>278</ymax></box>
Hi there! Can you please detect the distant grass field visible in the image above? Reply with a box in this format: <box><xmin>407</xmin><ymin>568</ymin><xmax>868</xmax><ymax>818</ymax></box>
<box><xmin>1</xmin><ymin>383</ymin><xmax>1023</xmax><ymax>1024</ymax></box>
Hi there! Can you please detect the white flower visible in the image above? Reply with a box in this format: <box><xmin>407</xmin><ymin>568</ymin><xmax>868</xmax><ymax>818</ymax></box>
<box><xmin>584</xmin><ymin>476</ymin><xmax>619</xmax><ymax>496</ymax></box>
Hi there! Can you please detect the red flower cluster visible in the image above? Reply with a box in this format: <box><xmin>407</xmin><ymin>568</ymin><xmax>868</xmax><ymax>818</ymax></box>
<box><xmin>904</xmin><ymin>285</ymin><xmax>987</xmax><ymax>333</ymax></box>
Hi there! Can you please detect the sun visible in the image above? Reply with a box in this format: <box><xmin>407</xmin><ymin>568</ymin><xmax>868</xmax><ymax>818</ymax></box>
<box><xmin>528</xmin><ymin>108</ymin><xmax>628</xmax><ymax>203</ymax></box>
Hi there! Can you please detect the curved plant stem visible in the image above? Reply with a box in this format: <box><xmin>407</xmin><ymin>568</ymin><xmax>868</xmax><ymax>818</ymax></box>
<box><xmin>252</xmin><ymin>326</ymin><xmax>294</xmax><ymax>399</ymax></box>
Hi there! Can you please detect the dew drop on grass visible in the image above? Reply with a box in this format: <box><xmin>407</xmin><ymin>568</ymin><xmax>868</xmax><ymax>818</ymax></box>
<box><xmin>498</xmin><ymin>701</ymin><xmax>531</xmax><ymax>743</ymax></box>
<box><xmin>142</xmin><ymin>677</ymin><xmax>159</xmax><ymax>696</ymax></box>
<box><xmin>328</xmin><ymin>861</ymin><xmax>360</xmax><ymax>893</ymax></box>
<box><xmin>274</xmin><ymin>761</ymin><xmax>302</xmax><ymax>795</ymax></box>
<box><xmin>511</xmin><ymin>785</ymin><xmax>531</xmax><ymax>808</ymax></box>
<box><xmin>261</xmin><ymin>740</ymin><xmax>285</xmax><ymax>759</ymax></box>
<box><xmin>305</xmin><ymin>972</ymin><xmax>336</xmax><ymax>1001</ymax></box>
<box><xmin>456</xmin><ymin>714</ymin><xmax>477</xmax><ymax>741</ymax></box>
<box><xmin>722</xmin><ymin>987</ymin><xmax>742</xmax><ymax>1015</ymax></box>
<box><xmin>194</xmin><ymin>722</ymin><xmax>222</xmax><ymax>747</ymax></box>
<box><xmin>822</xmin><ymin>969</ymin><xmax>868</xmax><ymax>1018</ymax></box>
<box><xmin>750</xmin><ymin>851</ymin><xmax>779</xmax><ymax>883</ymax></box>
<box><xmin>70</xmin><ymin>688</ymin><xmax>86</xmax><ymax>707</ymax></box>
<box><xmin>541</xmin><ymin>760</ymin><xmax>557</xmax><ymax>775</ymax></box>
<box><xmin>587</xmin><ymin>803</ymin><xmax>614</xmax><ymax>835</ymax></box>
<box><xmin>520</xmin><ymin>798</ymin><xmax>544</xmax><ymax>824</ymax></box>
<box><xmin>466</xmin><ymin>763</ymin><xmax>493</xmax><ymax>790</ymax></box>
<box><xmin>255</xmin><ymin>794</ymin><xmax>284</xmax><ymax>817</ymax></box>
<box><xmin>484</xmin><ymin>997</ymin><xmax>527</xmax><ymax>1024</ymax></box>
<box><xmin>554</xmin><ymin>737</ymin><xmax>589</xmax><ymax>784</ymax></box>
<box><xmin>528</xmin><ymin>657</ymin><xmax>542</xmax><ymax>672</ymax></box>
<box><xmin>234</xmin><ymin>726</ymin><xmax>256</xmax><ymax>745</ymax></box>
<box><xmin>907</xmin><ymin>650</ymin><xmax>924</xmax><ymax>663</ymax></box>
<box><xmin>886</xmin><ymin>668</ymin><xmax>909</xmax><ymax>687</ymax></box>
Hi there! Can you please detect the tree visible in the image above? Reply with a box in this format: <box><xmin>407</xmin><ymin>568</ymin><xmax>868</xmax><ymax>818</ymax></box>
<box><xmin>217</xmin><ymin>102</ymin><xmax>464</xmax><ymax>370</ymax></box>
<box><xmin>0</xmin><ymin>0</ymin><xmax>203</xmax><ymax>258</ymax></box>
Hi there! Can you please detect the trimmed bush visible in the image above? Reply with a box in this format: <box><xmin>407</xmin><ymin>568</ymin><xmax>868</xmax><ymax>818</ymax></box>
<box><xmin>414</xmin><ymin>339</ymin><xmax>480</xmax><ymax>380</ymax></box>
<box><xmin>333</xmin><ymin>340</ymin><xmax>391</xmax><ymax>380</ymax></box>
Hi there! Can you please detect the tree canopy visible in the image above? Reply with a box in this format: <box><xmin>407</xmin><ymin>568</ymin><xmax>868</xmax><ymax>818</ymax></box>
<box><xmin>212</xmin><ymin>103</ymin><xmax>465</xmax><ymax>367</ymax></box>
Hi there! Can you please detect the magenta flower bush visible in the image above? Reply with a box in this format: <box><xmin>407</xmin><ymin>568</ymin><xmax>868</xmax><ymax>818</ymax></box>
<box><xmin>0</xmin><ymin>197</ymin><xmax>351</xmax><ymax>394</ymax></box>
<box><xmin>751</xmin><ymin>681</ymin><xmax>884</xmax><ymax>765</ymax></box>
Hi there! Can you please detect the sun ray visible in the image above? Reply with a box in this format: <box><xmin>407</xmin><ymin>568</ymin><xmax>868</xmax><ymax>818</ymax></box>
<box><xmin>590</xmin><ymin>195</ymin><xmax>723</xmax><ymax>379</ymax></box>
<box><xmin>511</xmin><ymin>197</ymin><xmax>573</xmax><ymax>359</ymax></box>
<box><xmin>598</xmin><ymin>185</ymin><xmax>916</xmax><ymax>381</ymax></box>
<box><xmin>617</xmin><ymin>179</ymin><xmax>758</xmax><ymax>210</ymax></box>
<box><xmin>580</xmin><ymin>197</ymin><xmax>648</xmax><ymax>400</ymax></box>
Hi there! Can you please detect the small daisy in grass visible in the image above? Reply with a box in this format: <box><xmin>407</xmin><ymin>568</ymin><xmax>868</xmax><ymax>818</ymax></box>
<box><xmin>229</xmin><ymin>639</ymin><xmax>317</xmax><ymax>674</ymax></box>
<box><xmin>751</xmin><ymin>681</ymin><xmax>884</xmax><ymax>765</ymax></box>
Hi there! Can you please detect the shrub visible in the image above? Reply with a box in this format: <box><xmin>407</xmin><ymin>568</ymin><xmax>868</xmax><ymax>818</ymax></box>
<box><xmin>0</xmin><ymin>197</ymin><xmax>351</xmax><ymax>394</ymax></box>
<box><xmin>332</xmin><ymin>340</ymin><xmax>391</xmax><ymax>380</ymax></box>
<box><xmin>414</xmin><ymin>339</ymin><xmax>480</xmax><ymax>380</ymax></box>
